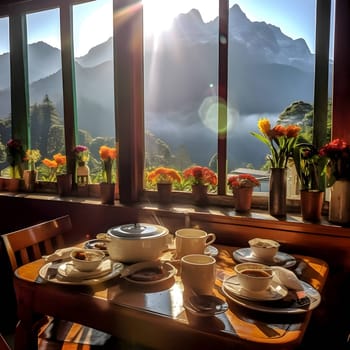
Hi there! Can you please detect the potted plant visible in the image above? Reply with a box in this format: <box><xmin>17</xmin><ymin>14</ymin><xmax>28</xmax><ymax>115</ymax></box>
<box><xmin>23</xmin><ymin>149</ymin><xmax>41</xmax><ymax>192</ymax></box>
<box><xmin>319</xmin><ymin>138</ymin><xmax>350</xmax><ymax>224</ymax></box>
<box><xmin>182</xmin><ymin>165</ymin><xmax>218</xmax><ymax>205</ymax></box>
<box><xmin>293</xmin><ymin>143</ymin><xmax>328</xmax><ymax>221</ymax></box>
<box><xmin>250</xmin><ymin>118</ymin><xmax>301</xmax><ymax>216</ymax></box>
<box><xmin>99</xmin><ymin>145</ymin><xmax>118</xmax><ymax>204</ymax></box>
<box><xmin>42</xmin><ymin>153</ymin><xmax>70</xmax><ymax>196</ymax></box>
<box><xmin>227</xmin><ymin>174</ymin><xmax>260</xmax><ymax>212</ymax></box>
<box><xmin>147</xmin><ymin>167</ymin><xmax>182</xmax><ymax>204</ymax></box>
<box><xmin>5</xmin><ymin>139</ymin><xmax>26</xmax><ymax>192</ymax></box>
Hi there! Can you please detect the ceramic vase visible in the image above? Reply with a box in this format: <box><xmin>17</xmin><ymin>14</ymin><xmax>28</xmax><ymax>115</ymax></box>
<box><xmin>269</xmin><ymin>168</ymin><xmax>287</xmax><ymax>217</ymax></box>
<box><xmin>329</xmin><ymin>180</ymin><xmax>350</xmax><ymax>225</ymax></box>
<box><xmin>300</xmin><ymin>190</ymin><xmax>324</xmax><ymax>222</ymax></box>
<box><xmin>191</xmin><ymin>184</ymin><xmax>208</xmax><ymax>206</ymax></box>
<box><xmin>57</xmin><ymin>174</ymin><xmax>72</xmax><ymax>197</ymax></box>
<box><xmin>23</xmin><ymin>170</ymin><xmax>37</xmax><ymax>192</ymax></box>
<box><xmin>157</xmin><ymin>183</ymin><xmax>172</xmax><ymax>205</ymax></box>
<box><xmin>100</xmin><ymin>182</ymin><xmax>115</xmax><ymax>204</ymax></box>
<box><xmin>233</xmin><ymin>187</ymin><xmax>253</xmax><ymax>212</ymax></box>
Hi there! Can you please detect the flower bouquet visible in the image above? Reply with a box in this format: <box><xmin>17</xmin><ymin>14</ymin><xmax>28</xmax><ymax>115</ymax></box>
<box><xmin>183</xmin><ymin>165</ymin><xmax>217</xmax><ymax>205</ymax></box>
<box><xmin>227</xmin><ymin>174</ymin><xmax>260</xmax><ymax>190</ymax></box>
<box><xmin>23</xmin><ymin>149</ymin><xmax>41</xmax><ymax>191</ymax></box>
<box><xmin>147</xmin><ymin>167</ymin><xmax>182</xmax><ymax>204</ymax></box>
<box><xmin>6</xmin><ymin>139</ymin><xmax>25</xmax><ymax>179</ymax></box>
<box><xmin>147</xmin><ymin>167</ymin><xmax>182</xmax><ymax>185</ymax></box>
<box><xmin>74</xmin><ymin>145</ymin><xmax>89</xmax><ymax>166</ymax></box>
<box><xmin>319</xmin><ymin>138</ymin><xmax>350</xmax><ymax>186</ymax></box>
<box><xmin>182</xmin><ymin>165</ymin><xmax>218</xmax><ymax>187</ymax></box>
<box><xmin>250</xmin><ymin>118</ymin><xmax>301</xmax><ymax>169</ymax></box>
<box><xmin>42</xmin><ymin>153</ymin><xmax>67</xmax><ymax>181</ymax></box>
<box><xmin>99</xmin><ymin>145</ymin><xmax>117</xmax><ymax>184</ymax></box>
<box><xmin>319</xmin><ymin>138</ymin><xmax>350</xmax><ymax>225</ymax></box>
<box><xmin>99</xmin><ymin>145</ymin><xmax>118</xmax><ymax>204</ymax></box>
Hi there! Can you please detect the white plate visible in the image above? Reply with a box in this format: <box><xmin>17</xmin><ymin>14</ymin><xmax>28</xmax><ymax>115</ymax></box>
<box><xmin>233</xmin><ymin>248</ymin><xmax>296</xmax><ymax>268</ymax></box>
<box><xmin>39</xmin><ymin>260</ymin><xmax>124</xmax><ymax>285</ymax></box>
<box><xmin>222</xmin><ymin>280</ymin><xmax>321</xmax><ymax>314</ymax></box>
<box><xmin>222</xmin><ymin>275</ymin><xmax>288</xmax><ymax>301</ymax></box>
<box><xmin>124</xmin><ymin>262</ymin><xmax>177</xmax><ymax>285</ymax></box>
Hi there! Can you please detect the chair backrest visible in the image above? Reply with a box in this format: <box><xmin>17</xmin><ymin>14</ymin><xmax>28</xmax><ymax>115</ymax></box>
<box><xmin>0</xmin><ymin>334</ymin><xmax>11</xmax><ymax>350</ymax></box>
<box><xmin>2</xmin><ymin>215</ymin><xmax>72</xmax><ymax>271</ymax></box>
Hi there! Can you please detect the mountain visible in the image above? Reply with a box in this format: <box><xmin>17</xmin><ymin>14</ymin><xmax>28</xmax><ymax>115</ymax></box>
<box><xmin>0</xmin><ymin>4</ymin><xmax>332</xmax><ymax>168</ymax></box>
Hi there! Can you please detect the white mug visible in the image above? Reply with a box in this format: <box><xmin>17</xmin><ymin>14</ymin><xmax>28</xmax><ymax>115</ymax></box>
<box><xmin>181</xmin><ymin>254</ymin><xmax>216</xmax><ymax>295</ymax></box>
<box><xmin>175</xmin><ymin>228</ymin><xmax>216</xmax><ymax>258</ymax></box>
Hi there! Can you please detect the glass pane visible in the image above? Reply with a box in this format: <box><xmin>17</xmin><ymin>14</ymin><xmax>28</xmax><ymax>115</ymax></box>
<box><xmin>227</xmin><ymin>0</ymin><xmax>321</xmax><ymax>194</ymax></box>
<box><xmin>73</xmin><ymin>0</ymin><xmax>115</xmax><ymax>184</ymax></box>
<box><xmin>0</xmin><ymin>17</ymin><xmax>11</xmax><ymax>176</ymax></box>
<box><xmin>143</xmin><ymin>0</ymin><xmax>219</xmax><ymax>192</ymax></box>
<box><xmin>26</xmin><ymin>9</ymin><xmax>64</xmax><ymax>180</ymax></box>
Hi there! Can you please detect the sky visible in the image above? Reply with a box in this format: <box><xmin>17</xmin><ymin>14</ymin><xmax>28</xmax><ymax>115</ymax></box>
<box><xmin>0</xmin><ymin>0</ymin><xmax>334</xmax><ymax>57</ymax></box>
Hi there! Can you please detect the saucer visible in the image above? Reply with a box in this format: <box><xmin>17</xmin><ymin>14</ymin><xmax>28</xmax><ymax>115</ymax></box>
<box><xmin>184</xmin><ymin>295</ymin><xmax>228</xmax><ymax>317</ymax></box>
<box><xmin>233</xmin><ymin>248</ymin><xmax>296</xmax><ymax>268</ymax></box>
<box><xmin>222</xmin><ymin>275</ymin><xmax>288</xmax><ymax>301</ymax></box>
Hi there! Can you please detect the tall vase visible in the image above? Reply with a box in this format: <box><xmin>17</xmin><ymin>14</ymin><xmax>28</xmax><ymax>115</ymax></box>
<box><xmin>269</xmin><ymin>168</ymin><xmax>287</xmax><ymax>217</ymax></box>
<box><xmin>233</xmin><ymin>187</ymin><xmax>253</xmax><ymax>212</ymax></box>
<box><xmin>300</xmin><ymin>190</ymin><xmax>324</xmax><ymax>222</ymax></box>
<box><xmin>100</xmin><ymin>182</ymin><xmax>115</xmax><ymax>204</ymax></box>
<box><xmin>57</xmin><ymin>174</ymin><xmax>72</xmax><ymax>197</ymax></box>
<box><xmin>329</xmin><ymin>180</ymin><xmax>350</xmax><ymax>225</ymax></box>
<box><xmin>191</xmin><ymin>184</ymin><xmax>208</xmax><ymax>206</ymax></box>
<box><xmin>157</xmin><ymin>183</ymin><xmax>172</xmax><ymax>205</ymax></box>
<box><xmin>23</xmin><ymin>170</ymin><xmax>37</xmax><ymax>192</ymax></box>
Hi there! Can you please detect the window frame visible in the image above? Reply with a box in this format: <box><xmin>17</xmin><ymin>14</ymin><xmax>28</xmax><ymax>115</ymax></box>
<box><xmin>3</xmin><ymin>0</ymin><xmax>348</xmax><ymax>210</ymax></box>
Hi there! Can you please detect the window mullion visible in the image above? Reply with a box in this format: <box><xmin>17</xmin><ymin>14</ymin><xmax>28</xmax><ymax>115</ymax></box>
<box><xmin>217</xmin><ymin>0</ymin><xmax>229</xmax><ymax>195</ymax></box>
<box><xmin>59</xmin><ymin>3</ymin><xmax>78</xmax><ymax>180</ymax></box>
<box><xmin>313</xmin><ymin>0</ymin><xmax>332</xmax><ymax>149</ymax></box>
<box><xmin>9</xmin><ymin>11</ymin><xmax>30</xmax><ymax>147</ymax></box>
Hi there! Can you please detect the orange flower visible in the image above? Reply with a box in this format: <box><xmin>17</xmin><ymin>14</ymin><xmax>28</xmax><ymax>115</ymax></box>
<box><xmin>42</xmin><ymin>153</ymin><xmax>67</xmax><ymax>181</ymax></box>
<box><xmin>99</xmin><ymin>145</ymin><xmax>118</xmax><ymax>184</ymax></box>
<box><xmin>183</xmin><ymin>166</ymin><xmax>218</xmax><ymax>186</ymax></box>
<box><xmin>227</xmin><ymin>174</ymin><xmax>260</xmax><ymax>190</ymax></box>
<box><xmin>147</xmin><ymin>167</ymin><xmax>182</xmax><ymax>184</ymax></box>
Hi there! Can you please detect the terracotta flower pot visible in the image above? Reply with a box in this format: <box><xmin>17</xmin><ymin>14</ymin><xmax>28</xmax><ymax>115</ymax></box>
<box><xmin>157</xmin><ymin>182</ymin><xmax>172</xmax><ymax>205</ymax></box>
<box><xmin>100</xmin><ymin>182</ymin><xmax>115</xmax><ymax>204</ymax></box>
<box><xmin>191</xmin><ymin>184</ymin><xmax>208</xmax><ymax>206</ymax></box>
<box><xmin>233</xmin><ymin>187</ymin><xmax>253</xmax><ymax>212</ymax></box>
<box><xmin>300</xmin><ymin>190</ymin><xmax>324</xmax><ymax>222</ymax></box>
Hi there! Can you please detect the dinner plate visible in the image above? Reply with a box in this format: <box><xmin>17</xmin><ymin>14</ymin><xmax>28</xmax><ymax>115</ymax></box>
<box><xmin>222</xmin><ymin>275</ymin><xmax>288</xmax><ymax>301</ymax></box>
<box><xmin>123</xmin><ymin>262</ymin><xmax>177</xmax><ymax>285</ymax></box>
<box><xmin>233</xmin><ymin>248</ymin><xmax>296</xmax><ymax>268</ymax></box>
<box><xmin>222</xmin><ymin>280</ymin><xmax>321</xmax><ymax>314</ymax></box>
<box><xmin>184</xmin><ymin>295</ymin><xmax>228</xmax><ymax>317</ymax></box>
<box><xmin>39</xmin><ymin>260</ymin><xmax>124</xmax><ymax>285</ymax></box>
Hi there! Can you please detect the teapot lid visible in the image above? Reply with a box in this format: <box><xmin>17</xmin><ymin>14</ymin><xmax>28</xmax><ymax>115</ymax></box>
<box><xmin>107</xmin><ymin>223</ymin><xmax>168</xmax><ymax>239</ymax></box>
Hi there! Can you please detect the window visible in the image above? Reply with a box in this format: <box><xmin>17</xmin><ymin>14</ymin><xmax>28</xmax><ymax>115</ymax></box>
<box><xmin>0</xmin><ymin>16</ymin><xmax>11</xmax><ymax>175</ymax></box>
<box><xmin>1</xmin><ymin>0</ymin><xmax>346</xmax><ymax>211</ymax></box>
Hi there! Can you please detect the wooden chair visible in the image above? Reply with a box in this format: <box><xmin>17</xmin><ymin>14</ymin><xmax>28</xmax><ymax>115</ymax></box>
<box><xmin>2</xmin><ymin>215</ymin><xmax>114</xmax><ymax>350</ymax></box>
<box><xmin>0</xmin><ymin>334</ymin><xmax>11</xmax><ymax>350</ymax></box>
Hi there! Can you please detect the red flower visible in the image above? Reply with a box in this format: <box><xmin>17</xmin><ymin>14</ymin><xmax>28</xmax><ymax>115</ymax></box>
<box><xmin>183</xmin><ymin>166</ymin><xmax>218</xmax><ymax>186</ymax></box>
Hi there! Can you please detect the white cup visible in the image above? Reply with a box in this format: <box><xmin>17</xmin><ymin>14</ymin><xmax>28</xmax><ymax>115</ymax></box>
<box><xmin>181</xmin><ymin>254</ymin><xmax>216</xmax><ymax>295</ymax></box>
<box><xmin>234</xmin><ymin>262</ymin><xmax>273</xmax><ymax>292</ymax></box>
<box><xmin>175</xmin><ymin>228</ymin><xmax>216</xmax><ymax>258</ymax></box>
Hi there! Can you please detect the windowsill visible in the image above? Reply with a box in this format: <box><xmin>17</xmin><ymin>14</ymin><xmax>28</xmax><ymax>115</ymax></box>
<box><xmin>1</xmin><ymin>188</ymin><xmax>348</xmax><ymax>237</ymax></box>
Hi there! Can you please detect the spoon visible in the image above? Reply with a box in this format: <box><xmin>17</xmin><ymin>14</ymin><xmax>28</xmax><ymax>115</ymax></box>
<box><xmin>187</xmin><ymin>295</ymin><xmax>228</xmax><ymax>315</ymax></box>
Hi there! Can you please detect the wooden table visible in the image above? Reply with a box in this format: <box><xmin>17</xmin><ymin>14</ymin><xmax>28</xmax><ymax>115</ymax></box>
<box><xmin>13</xmin><ymin>244</ymin><xmax>329</xmax><ymax>350</ymax></box>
